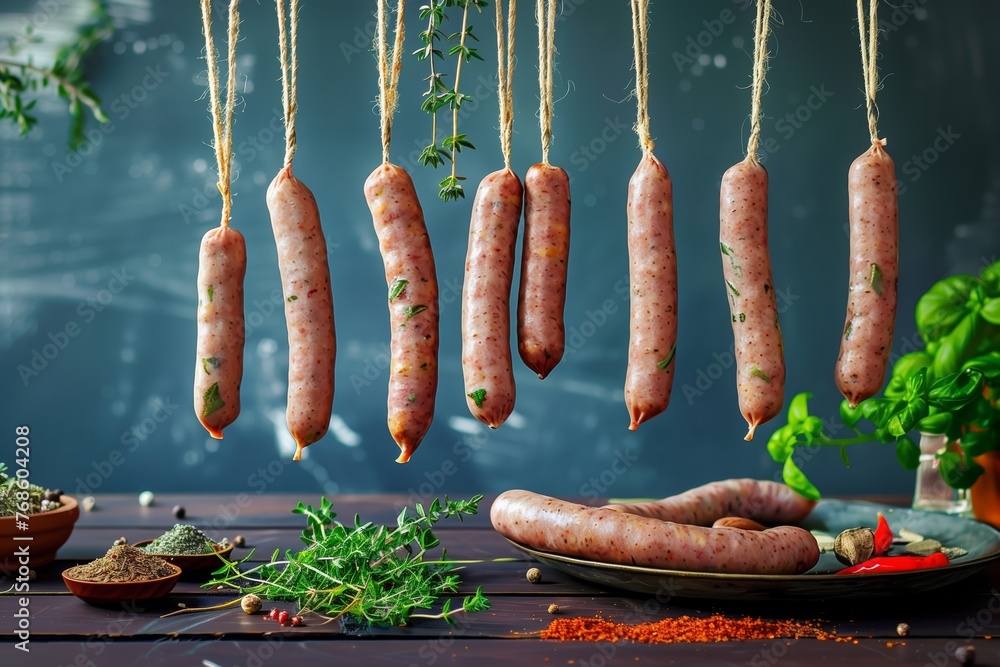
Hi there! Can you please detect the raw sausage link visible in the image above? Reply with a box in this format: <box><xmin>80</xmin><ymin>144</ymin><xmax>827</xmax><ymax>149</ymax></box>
<box><xmin>491</xmin><ymin>488</ymin><xmax>819</xmax><ymax>574</ymax></box>
<box><xmin>266</xmin><ymin>165</ymin><xmax>335</xmax><ymax>461</ymax></box>
<box><xmin>365</xmin><ymin>163</ymin><xmax>439</xmax><ymax>463</ymax></box>
<box><xmin>625</xmin><ymin>153</ymin><xmax>677</xmax><ymax>430</ymax></box>
<box><xmin>602</xmin><ymin>478</ymin><xmax>816</xmax><ymax>525</ymax></box>
<box><xmin>719</xmin><ymin>158</ymin><xmax>784</xmax><ymax>440</ymax></box>
<box><xmin>517</xmin><ymin>163</ymin><xmax>570</xmax><ymax>379</ymax></box>
<box><xmin>462</xmin><ymin>168</ymin><xmax>523</xmax><ymax>428</ymax></box>
<box><xmin>194</xmin><ymin>226</ymin><xmax>246</xmax><ymax>438</ymax></box>
<box><xmin>835</xmin><ymin>142</ymin><xmax>898</xmax><ymax>407</ymax></box>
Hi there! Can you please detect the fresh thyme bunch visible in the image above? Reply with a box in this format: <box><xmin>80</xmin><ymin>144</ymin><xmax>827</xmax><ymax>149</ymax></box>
<box><xmin>205</xmin><ymin>495</ymin><xmax>491</xmax><ymax>626</ymax></box>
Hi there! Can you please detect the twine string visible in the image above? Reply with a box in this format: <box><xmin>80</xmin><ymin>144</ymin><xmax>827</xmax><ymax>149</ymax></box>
<box><xmin>199</xmin><ymin>0</ymin><xmax>240</xmax><ymax>228</ymax></box>
<box><xmin>376</xmin><ymin>0</ymin><xmax>406</xmax><ymax>164</ymax></box>
<box><xmin>629</xmin><ymin>0</ymin><xmax>653</xmax><ymax>154</ymax></box>
<box><xmin>276</xmin><ymin>0</ymin><xmax>300</xmax><ymax>166</ymax></box>
<box><xmin>857</xmin><ymin>0</ymin><xmax>882</xmax><ymax>144</ymax></box>
<box><xmin>536</xmin><ymin>0</ymin><xmax>556</xmax><ymax>163</ymax></box>
<box><xmin>496</xmin><ymin>0</ymin><xmax>517</xmax><ymax>169</ymax></box>
<box><xmin>746</xmin><ymin>0</ymin><xmax>773</xmax><ymax>161</ymax></box>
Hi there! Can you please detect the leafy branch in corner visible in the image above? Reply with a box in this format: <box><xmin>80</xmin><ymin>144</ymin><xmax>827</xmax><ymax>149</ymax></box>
<box><xmin>768</xmin><ymin>259</ymin><xmax>1000</xmax><ymax>498</ymax></box>
<box><xmin>414</xmin><ymin>0</ymin><xmax>486</xmax><ymax>202</ymax></box>
<box><xmin>205</xmin><ymin>495</ymin><xmax>497</xmax><ymax>627</ymax></box>
<box><xmin>0</xmin><ymin>0</ymin><xmax>112</xmax><ymax>149</ymax></box>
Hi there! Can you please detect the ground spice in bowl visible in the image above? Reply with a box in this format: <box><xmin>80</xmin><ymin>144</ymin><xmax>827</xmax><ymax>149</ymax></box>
<box><xmin>64</xmin><ymin>545</ymin><xmax>177</xmax><ymax>583</ymax></box>
<box><xmin>143</xmin><ymin>524</ymin><xmax>221</xmax><ymax>555</ymax></box>
<box><xmin>541</xmin><ymin>613</ymin><xmax>850</xmax><ymax>644</ymax></box>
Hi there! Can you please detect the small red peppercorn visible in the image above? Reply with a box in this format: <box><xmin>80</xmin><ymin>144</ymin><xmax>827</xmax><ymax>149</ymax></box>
<box><xmin>278</xmin><ymin>611</ymin><xmax>290</xmax><ymax>625</ymax></box>
<box><xmin>291</xmin><ymin>616</ymin><xmax>304</xmax><ymax>627</ymax></box>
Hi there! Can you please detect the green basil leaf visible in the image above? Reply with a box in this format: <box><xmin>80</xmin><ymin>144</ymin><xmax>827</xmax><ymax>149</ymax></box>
<box><xmin>883</xmin><ymin>375</ymin><xmax>907</xmax><ymax>400</ymax></box>
<box><xmin>915</xmin><ymin>411</ymin><xmax>952</xmax><ymax>434</ymax></box>
<box><xmin>962</xmin><ymin>353</ymin><xmax>1000</xmax><ymax>380</ymax></box>
<box><xmin>788</xmin><ymin>392</ymin><xmax>812</xmax><ymax>425</ymax></box>
<box><xmin>766</xmin><ymin>425</ymin><xmax>796</xmax><ymax>463</ymax></box>
<box><xmin>934</xmin><ymin>314</ymin><xmax>977</xmax><ymax>378</ymax></box>
<box><xmin>937</xmin><ymin>451</ymin><xmax>985</xmax><ymax>490</ymax></box>
<box><xmin>782</xmin><ymin>457</ymin><xmax>821</xmax><ymax>501</ymax></box>
<box><xmin>982</xmin><ymin>261</ymin><xmax>1000</xmax><ymax>295</ymax></box>
<box><xmin>840</xmin><ymin>400</ymin><xmax>863</xmax><ymax>428</ymax></box>
<box><xmin>981</xmin><ymin>297</ymin><xmax>1000</xmax><ymax>325</ymax></box>
<box><xmin>861</xmin><ymin>397</ymin><xmax>899</xmax><ymax>426</ymax></box>
<box><xmin>960</xmin><ymin>429</ymin><xmax>997</xmax><ymax>458</ymax></box>
<box><xmin>892</xmin><ymin>351</ymin><xmax>933</xmax><ymax>382</ymax></box>
<box><xmin>927</xmin><ymin>369</ymin><xmax>984</xmax><ymax>410</ymax></box>
<box><xmin>916</xmin><ymin>275</ymin><xmax>975</xmax><ymax>342</ymax></box>
<box><xmin>888</xmin><ymin>398</ymin><xmax>929</xmax><ymax>437</ymax></box>
<box><xmin>895</xmin><ymin>436</ymin><xmax>921</xmax><ymax>470</ymax></box>
<box><xmin>904</xmin><ymin>367</ymin><xmax>929</xmax><ymax>401</ymax></box>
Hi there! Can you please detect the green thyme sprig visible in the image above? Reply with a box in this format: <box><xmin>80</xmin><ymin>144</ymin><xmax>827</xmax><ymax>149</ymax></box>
<box><xmin>414</xmin><ymin>0</ymin><xmax>486</xmax><ymax>202</ymax></box>
<box><xmin>0</xmin><ymin>0</ymin><xmax>112</xmax><ymax>149</ymax></box>
<box><xmin>205</xmin><ymin>495</ymin><xmax>498</xmax><ymax>627</ymax></box>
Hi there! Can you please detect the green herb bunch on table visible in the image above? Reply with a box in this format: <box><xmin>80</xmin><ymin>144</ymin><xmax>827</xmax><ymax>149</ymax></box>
<box><xmin>769</xmin><ymin>260</ymin><xmax>1000</xmax><ymax>508</ymax></box>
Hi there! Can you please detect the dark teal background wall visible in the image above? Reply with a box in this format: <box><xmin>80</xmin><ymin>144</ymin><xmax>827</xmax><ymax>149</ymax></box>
<box><xmin>1</xmin><ymin>0</ymin><xmax>997</xmax><ymax>501</ymax></box>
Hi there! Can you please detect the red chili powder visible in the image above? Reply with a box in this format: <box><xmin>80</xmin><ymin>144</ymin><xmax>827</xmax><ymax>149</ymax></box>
<box><xmin>541</xmin><ymin>614</ymin><xmax>849</xmax><ymax>644</ymax></box>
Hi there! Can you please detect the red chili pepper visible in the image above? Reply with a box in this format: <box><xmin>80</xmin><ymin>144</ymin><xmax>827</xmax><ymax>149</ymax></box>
<box><xmin>873</xmin><ymin>512</ymin><xmax>893</xmax><ymax>555</ymax></box>
<box><xmin>836</xmin><ymin>552</ymin><xmax>949</xmax><ymax>575</ymax></box>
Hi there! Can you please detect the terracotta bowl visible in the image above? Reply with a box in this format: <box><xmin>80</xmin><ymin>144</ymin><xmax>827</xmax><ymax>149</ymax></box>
<box><xmin>132</xmin><ymin>539</ymin><xmax>235</xmax><ymax>577</ymax></box>
<box><xmin>62</xmin><ymin>562</ymin><xmax>182</xmax><ymax>605</ymax></box>
<box><xmin>0</xmin><ymin>495</ymin><xmax>80</xmax><ymax>572</ymax></box>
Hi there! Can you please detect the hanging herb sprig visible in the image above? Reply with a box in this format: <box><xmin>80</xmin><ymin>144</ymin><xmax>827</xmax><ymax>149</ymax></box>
<box><xmin>204</xmin><ymin>495</ymin><xmax>497</xmax><ymax>626</ymax></box>
<box><xmin>414</xmin><ymin>0</ymin><xmax>487</xmax><ymax>202</ymax></box>
<box><xmin>0</xmin><ymin>0</ymin><xmax>112</xmax><ymax>149</ymax></box>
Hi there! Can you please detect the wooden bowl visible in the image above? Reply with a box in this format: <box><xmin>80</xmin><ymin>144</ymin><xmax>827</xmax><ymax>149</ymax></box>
<box><xmin>62</xmin><ymin>562</ymin><xmax>182</xmax><ymax>605</ymax></box>
<box><xmin>132</xmin><ymin>539</ymin><xmax>235</xmax><ymax>576</ymax></box>
<box><xmin>0</xmin><ymin>495</ymin><xmax>79</xmax><ymax>572</ymax></box>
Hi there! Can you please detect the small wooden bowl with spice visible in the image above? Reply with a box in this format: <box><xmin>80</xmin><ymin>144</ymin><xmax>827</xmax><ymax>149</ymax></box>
<box><xmin>133</xmin><ymin>524</ymin><xmax>234</xmax><ymax>577</ymax></box>
<box><xmin>62</xmin><ymin>545</ymin><xmax>182</xmax><ymax>605</ymax></box>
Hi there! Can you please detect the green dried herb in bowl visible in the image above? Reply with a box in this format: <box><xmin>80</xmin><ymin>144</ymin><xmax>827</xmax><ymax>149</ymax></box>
<box><xmin>143</xmin><ymin>524</ymin><xmax>221</xmax><ymax>555</ymax></box>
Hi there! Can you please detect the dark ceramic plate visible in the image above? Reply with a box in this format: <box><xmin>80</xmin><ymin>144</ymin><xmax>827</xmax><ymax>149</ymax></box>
<box><xmin>506</xmin><ymin>500</ymin><xmax>1000</xmax><ymax>600</ymax></box>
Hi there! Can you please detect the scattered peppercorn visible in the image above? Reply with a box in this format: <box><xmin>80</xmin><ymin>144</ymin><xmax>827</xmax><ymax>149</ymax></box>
<box><xmin>896</xmin><ymin>622</ymin><xmax>910</xmax><ymax>637</ymax></box>
<box><xmin>291</xmin><ymin>615</ymin><xmax>304</xmax><ymax>627</ymax></box>
<box><xmin>241</xmin><ymin>594</ymin><xmax>262</xmax><ymax>614</ymax></box>
<box><xmin>43</xmin><ymin>489</ymin><xmax>61</xmax><ymax>502</ymax></box>
<box><xmin>113</xmin><ymin>536</ymin><xmax>127</xmax><ymax>546</ymax></box>
<box><xmin>527</xmin><ymin>567</ymin><xmax>542</xmax><ymax>584</ymax></box>
<box><xmin>955</xmin><ymin>645</ymin><xmax>976</xmax><ymax>665</ymax></box>
<box><xmin>278</xmin><ymin>611</ymin><xmax>290</xmax><ymax>626</ymax></box>
<box><xmin>138</xmin><ymin>491</ymin><xmax>155</xmax><ymax>507</ymax></box>
<box><xmin>172</xmin><ymin>505</ymin><xmax>186</xmax><ymax>519</ymax></box>
<box><xmin>82</xmin><ymin>496</ymin><xmax>96</xmax><ymax>512</ymax></box>
<box><xmin>548</xmin><ymin>604</ymin><xmax>560</xmax><ymax>614</ymax></box>
<box><xmin>234</xmin><ymin>535</ymin><xmax>246</xmax><ymax>548</ymax></box>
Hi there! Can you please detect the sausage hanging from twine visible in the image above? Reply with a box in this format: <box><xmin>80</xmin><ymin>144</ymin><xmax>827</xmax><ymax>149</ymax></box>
<box><xmin>375</xmin><ymin>0</ymin><xmax>406</xmax><ymax>163</ymax></box>
<box><xmin>629</xmin><ymin>0</ymin><xmax>653</xmax><ymax>155</ymax></box>
<box><xmin>275</xmin><ymin>0</ymin><xmax>301</xmax><ymax>166</ymax></box>
<box><xmin>536</xmin><ymin>0</ymin><xmax>556</xmax><ymax>164</ymax></box>
<box><xmin>856</xmin><ymin>0</ymin><xmax>884</xmax><ymax>146</ymax></box>
<box><xmin>496</xmin><ymin>0</ymin><xmax>516</xmax><ymax>170</ymax></box>
<box><xmin>199</xmin><ymin>0</ymin><xmax>240</xmax><ymax>227</ymax></box>
<box><xmin>745</xmin><ymin>0</ymin><xmax>773</xmax><ymax>162</ymax></box>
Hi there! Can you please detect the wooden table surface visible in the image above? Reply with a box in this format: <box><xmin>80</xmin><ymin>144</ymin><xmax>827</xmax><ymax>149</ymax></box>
<box><xmin>3</xmin><ymin>493</ymin><xmax>1000</xmax><ymax>666</ymax></box>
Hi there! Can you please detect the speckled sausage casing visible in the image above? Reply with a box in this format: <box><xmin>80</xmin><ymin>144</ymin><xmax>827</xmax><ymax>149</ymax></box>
<box><xmin>365</xmin><ymin>163</ymin><xmax>439</xmax><ymax>464</ymax></box>
<box><xmin>602</xmin><ymin>478</ymin><xmax>817</xmax><ymax>525</ymax></box>
<box><xmin>625</xmin><ymin>153</ymin><xmax>677</xmax><ymax>430</ymax></box>
<box><xmin>836</xmin><ymin>142</ymin><xmax>898</xmax><ymax>407</ymax></box>
<box><xmin>517</xmin><ymin>163</ymin><xmax>570</xmax><ymax>380</ymax></box>
<box><xmin>462</xmin><ymin>168</ymin><xmax>523</xmax><ymax>428</ymax></box>
<box><xmin>719</xmin><ymin>158</ymin><xmax>785</xmax><ymax>440</ymax></box>
<box><xmin>194</xmin><ymin>226</ymin><xmax>246</xmax><ymax>438</ymax></box>
<box><xmin>491</xmin><ymin>488</ymin><xmax>819</xmax><ymax>574</ymax></box>
<box><xmin>266</xmin><ymin>165</ymin><xmax>335</xmax><ymax>461</ymax></box>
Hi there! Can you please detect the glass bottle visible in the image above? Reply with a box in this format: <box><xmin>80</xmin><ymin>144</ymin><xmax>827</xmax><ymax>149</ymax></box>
<box><xmin>912</xmin><ymin>433</ymin><xmax>971</xmax><ymax>514</ymax></box>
